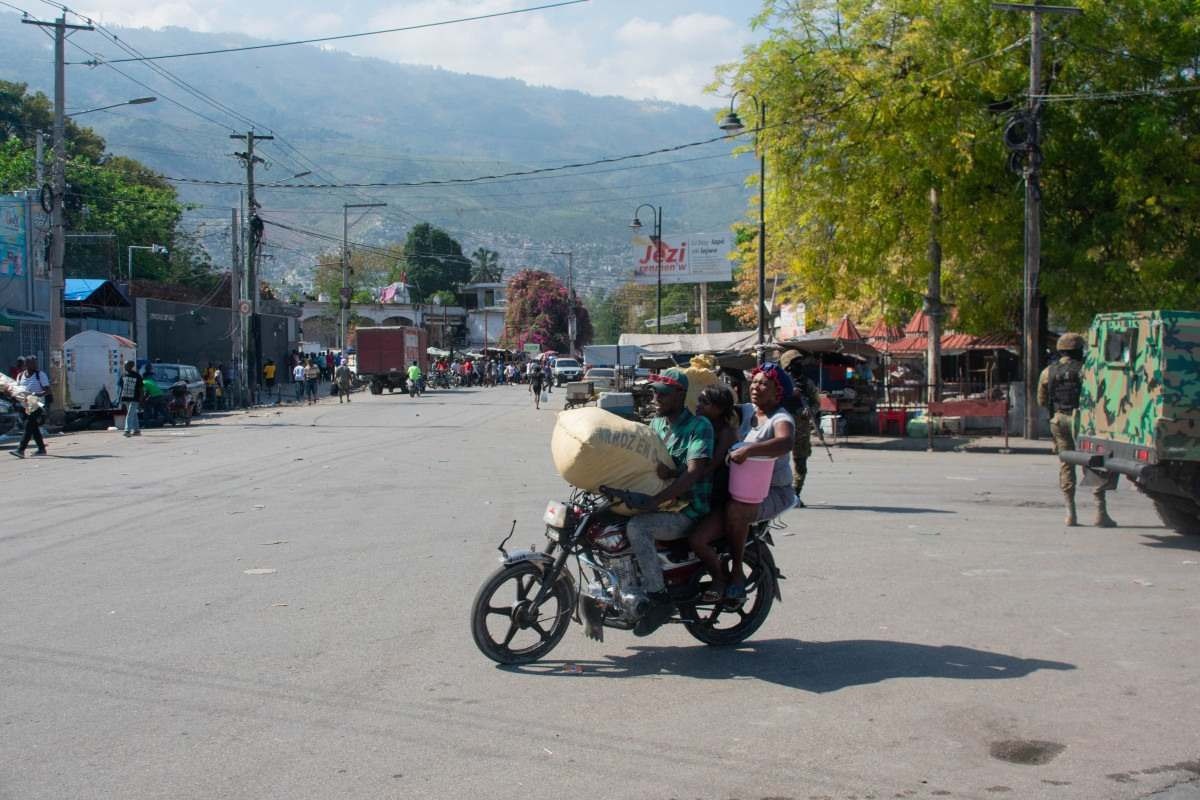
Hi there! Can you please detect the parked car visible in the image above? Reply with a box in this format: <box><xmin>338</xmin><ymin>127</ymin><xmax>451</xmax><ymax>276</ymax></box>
<box><xmin>552</xmin><ymin>357</ymin><xmax>583</xmax><ymax>386</ymax></box>
<box><xmin>145</xmin><ymin>363</ymin><xmax>205</xmax><ymax>414</ymax></box>
<box><xmin>583</xmin><ymin>367</ymin><xmax>617</xmax><ymax>392</ymax></box>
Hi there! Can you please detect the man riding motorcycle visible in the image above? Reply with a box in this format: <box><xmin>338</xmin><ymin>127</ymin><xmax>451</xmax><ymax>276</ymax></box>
<box><xmin>623</xmin><ymin>368</ymin><xmax>714</xmax><ymax>636</ymax></box>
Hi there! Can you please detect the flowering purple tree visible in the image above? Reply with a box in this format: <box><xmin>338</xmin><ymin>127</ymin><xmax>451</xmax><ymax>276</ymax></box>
<box><xmin>501</xmin><ymin>269</ymin><xmax>592</xmax><ymax>354</ymax></box>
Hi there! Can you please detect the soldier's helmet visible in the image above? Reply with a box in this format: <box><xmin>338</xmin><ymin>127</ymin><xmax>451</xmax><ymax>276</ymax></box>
<box><xmin>1056</xmin><ymin>333</ymin><xmax>1086</xmax><ymax>352</ymax></box>
<box><xmin>779</xmin><ymin>349</ymin><xmax>803</xmax><ymax>370</ymax></box>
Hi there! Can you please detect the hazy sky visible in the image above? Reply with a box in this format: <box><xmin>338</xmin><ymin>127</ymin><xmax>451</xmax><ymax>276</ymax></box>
<box><xmin>62</xmin><ymin>0</ymin><xmax>765</xmax><ymax>108</ymax></box>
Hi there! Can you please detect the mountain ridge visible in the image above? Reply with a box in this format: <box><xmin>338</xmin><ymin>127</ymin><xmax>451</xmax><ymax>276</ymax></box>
<box><xmin>0</xmin><ymin>13</ymin><xmax>753</xmax><ymax>292</ymax></box>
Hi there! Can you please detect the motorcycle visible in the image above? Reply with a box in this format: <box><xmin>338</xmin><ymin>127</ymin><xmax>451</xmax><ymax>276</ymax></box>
<box><xmin>165</xmin><ymin>385</ymin><xmax>193</xmax><ymax>426</ymax></box>
<box><xmin>409</xmin><ymin>376</ymin><xmax>425</xmax><ymax>397</ymax></box>
<box><xmin>430</xmin><ymin>371</ymin><xmax>451</xmax><ymax>390</ymax></box>
<box><xmin>470</xmin><ymin>487</ymin><xmax>783</xmax><ymax>665</ymax></box>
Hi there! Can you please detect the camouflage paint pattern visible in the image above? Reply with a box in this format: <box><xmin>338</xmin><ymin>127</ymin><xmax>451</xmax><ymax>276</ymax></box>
<box><xmin>1075</xmin><ymin>310</ymin><xmax>1200</xmax><ymax>463</ymax></box>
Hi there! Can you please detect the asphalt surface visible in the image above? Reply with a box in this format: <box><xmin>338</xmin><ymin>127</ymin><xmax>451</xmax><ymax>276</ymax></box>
<box><xmin>1</xmin><ymin>386</ymin><xmax>1198</xmax><ymax>800</ymax></box>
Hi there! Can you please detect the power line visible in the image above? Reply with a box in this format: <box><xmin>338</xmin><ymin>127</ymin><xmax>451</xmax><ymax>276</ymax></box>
<box><xmin>64</xmin><ymin>1</ymin><xmax>589</xmax><ymax>64</ymax></box>
<box><xmin>157</xmin><ymin>129</ymin><xmax>755</xmax><ymax>189</ymax></box>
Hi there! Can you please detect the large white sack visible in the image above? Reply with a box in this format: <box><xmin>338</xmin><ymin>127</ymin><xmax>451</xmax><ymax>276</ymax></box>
<box><xmin>551</xmin><ymin>407</ymin><xmax>673</xmax><ymax>512</ymax></box>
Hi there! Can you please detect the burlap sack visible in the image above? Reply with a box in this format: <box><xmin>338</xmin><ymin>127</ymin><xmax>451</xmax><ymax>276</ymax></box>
<box><xmin>684</xmin><ymin>354</ymin><xmax>719</xmax><ymax>413</ymax></box>
<box><xmin>551</xmin><ymin>407</ymin><xmax>673</xmax><ymax>514</ymax></box>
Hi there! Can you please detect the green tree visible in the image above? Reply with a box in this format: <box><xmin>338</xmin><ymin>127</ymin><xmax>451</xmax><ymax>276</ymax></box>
<box><xmin>501</xmin><ymin>269</ymin><xmax>592</xmax><ymax>353</ymax></box>
<box><xmin>0</xmin><ymin>81</ymin><xmax>214</xmax><ymax>287</ymax></box>
<box><xmin>399</xmin><ymin>223</ymin><xmax>471</xmax><ymax>302</ymax></box>
<box><xmin>312</xmin><ymin>248</ymin><xmax>396</xmax><ymax>302</ymax></box>
<box><xmin>470</xmin><ymin>247</ymin><xmax>502</xmax><ymax>283</ymax></box>
<box><xmin>720</xmin><ymin>0</ymin><xmax>1200</xmax><ymax>332</ymax></box>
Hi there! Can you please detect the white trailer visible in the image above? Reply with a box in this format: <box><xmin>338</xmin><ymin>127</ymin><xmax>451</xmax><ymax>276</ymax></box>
<box><xmin>64</xmin><ymin>330</ymin><xmax>136</xmax><ymax>410</ymax></box>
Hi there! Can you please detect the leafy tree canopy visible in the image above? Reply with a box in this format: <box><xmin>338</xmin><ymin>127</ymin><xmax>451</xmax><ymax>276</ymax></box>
<box><xmin>470</xmin><ymin>247</ymin><xmax>502</xmax><ymax>283</ymax></box>
<box><xmin>720</xmin><ymin>0</ymin><xmax>1200</xmax><ymax>332</ymax></box>
<box><xmin>400</xmin><ymin>223</ymin><xmax>471</xmax><ymax>302</ymax></box>
<box><xmin>0</xmin><ymin>80</ymin><xmax>215</xmax><ymax>287</ymax></box>
<box><xmin>502</xmin><ymin>269</ymin><xmax>592</xmax><ymax>353</ymax></box>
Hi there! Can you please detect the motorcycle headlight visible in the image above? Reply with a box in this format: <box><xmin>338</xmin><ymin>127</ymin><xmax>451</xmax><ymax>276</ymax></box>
<box><xmin>542</xmin><ymin>501</ymin><xmax>568</xmax><ymax>528</ymax></box>
<box><xmin>544</xmin><ymin>525</ymin><xmax>560</xmax><ymax>542</ymax></box>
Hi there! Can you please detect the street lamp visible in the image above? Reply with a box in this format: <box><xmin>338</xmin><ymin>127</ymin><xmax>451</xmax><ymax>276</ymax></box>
<box><xmin>127</xmin><ymin>243</ymin><xmax>167</xmax><ymax>348</ymax></box>
<box><xmin>69</xmin><ymin>96</ymin><xmax>156</xmax><ymax>116</ymax></box>
<box><xmin>341</xmin><ymin>202</ymin><xmax>387</xmax><ymax>353</ymax></box>
<box><xmin>127</xmin><ymin>243</ymin><xmax>168</xmax><ymax>283</ymax></box>
<box><xmin>630</xmin><ymin>204</ymin><xmax>663</xmax><ymax>334</ymax></box>
<box><xmin>719</xmin><ymin>92</ymin><xmax>768</xmax><ymax>364</ymax></box>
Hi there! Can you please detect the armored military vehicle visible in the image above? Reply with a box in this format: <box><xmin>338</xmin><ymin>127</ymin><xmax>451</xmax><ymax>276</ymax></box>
<box><xmin>1062</xmin><ymin>310</ymin><xmax>1200</xmax><ymax>534</ymax></box>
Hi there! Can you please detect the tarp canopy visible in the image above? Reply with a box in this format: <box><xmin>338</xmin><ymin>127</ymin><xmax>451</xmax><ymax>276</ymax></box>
<box><xmin>776</xmin><ymin>325</ymin><xmax>879</xmax><ymax>359</ymax></box>
<box><xmin>618</xmin><ymin>330</ymin><xmax>762</xmax><ymax>370</ymax></box>
<box><xmin>64</xmin><ymin>278</ymin><xmax>129</xmax><ymax>306</ymax></box>
<box><xmin>618</xmin><ymin>330</ymin><xmax>761</xmax><ymax>354</ymax></box>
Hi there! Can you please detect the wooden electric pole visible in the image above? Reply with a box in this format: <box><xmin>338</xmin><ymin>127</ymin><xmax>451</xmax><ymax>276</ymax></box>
<box><xmin>22</xmin><ymin>15</ymin><xmax>93</xmax><ymax>422</ymax></box>
<box><xmin>232</xmin><ymin>131</ymin><xmax>273</xmax><ymax>401</ymax></box>
<box><xmin>994</xmin><ymin>1</ymin><xmax>1081</xmax><ymax>439</ymax></box>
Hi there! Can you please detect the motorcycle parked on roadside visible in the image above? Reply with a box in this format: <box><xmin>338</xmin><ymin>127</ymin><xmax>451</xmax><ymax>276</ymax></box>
<box><xmin>470</xmin><ymin>487</ymin><xmax>783</xmax><ymax>665</ymax></box>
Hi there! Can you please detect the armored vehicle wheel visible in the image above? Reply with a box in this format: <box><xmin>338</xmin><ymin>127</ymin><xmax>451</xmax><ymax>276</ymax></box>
<box><xmin>1153</xmin><ymin>498</ymin><xmax>1200</xmax><ymax>536</ymax></box>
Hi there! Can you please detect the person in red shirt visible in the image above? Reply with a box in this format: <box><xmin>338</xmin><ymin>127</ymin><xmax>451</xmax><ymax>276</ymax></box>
<box><xmin>9</xmin><ymin>357</ymin><xmax>23</xmax><ymax>379</ymax></box>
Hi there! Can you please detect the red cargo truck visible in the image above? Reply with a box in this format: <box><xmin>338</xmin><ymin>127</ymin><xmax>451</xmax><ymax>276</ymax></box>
<box><xmin>354</xmin><ymin>326</ymin><xmax>429</xmax><ymax>395</ymax></box>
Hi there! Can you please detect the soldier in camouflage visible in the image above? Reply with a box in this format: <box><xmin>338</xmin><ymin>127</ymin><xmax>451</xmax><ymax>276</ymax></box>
<box><xmin>1038</xmin><ymin>333</ymin><xmax>1116</xmax><ymax>528</ymax></box>
<box><xmin>780</xmin><ymin>349</ymin><xmax>822</xmax><ymax>508</ymax></box>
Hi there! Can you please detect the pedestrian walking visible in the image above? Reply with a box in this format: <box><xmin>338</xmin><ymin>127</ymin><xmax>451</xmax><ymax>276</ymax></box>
<box><xmin>335</xmin><ymin>362</ymin><xmax>353</xmax><ymax>403</ymax></box>
<box><xmin>292</xmin><ymin>361</ymin><xmax>305</xmax><ymax>403</ymax></box>
<box><xmin>529</xmin><ymin>361</ymin><xmax>544</xmax><ymax>410</ymax></box>
<box><xmin>542</xmin><ymin>362</ymin><xmax>553</xmax><ymax>394</ymax></box>
<box><xmin>10</xmin><ymin>356</ymin><xmax>49</xmax><ymax>457</ymax></box>
<box><xmin>304</xmin><ymin>359</ymin><xmax>321</xmax><ymax>404</ymax></box>
<box><xmin>119</xmin><ymin>360</ymin><xmax>145</xmax><ymax>438</ymax></box>
<box><xmin>1038</xmin><ymin>332</ymin><xmax>1116</xmax><ymax>528</ymax></box>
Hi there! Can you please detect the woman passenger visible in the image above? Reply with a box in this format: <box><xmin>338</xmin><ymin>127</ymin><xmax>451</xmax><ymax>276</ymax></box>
<box><xmin>689</xmin><ymin>362</ymin><xmax>796</xmax><ymax>601</ymax></box>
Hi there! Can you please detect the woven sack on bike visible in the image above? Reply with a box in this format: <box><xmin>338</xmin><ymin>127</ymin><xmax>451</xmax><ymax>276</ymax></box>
<box><xmin>683</xmin><ymin>354</ymin><xmax>719</xmax><ymax>413</ymax></box>
<box><xmin>551</xmin><ymin>407</ymin><xmax>672</xmax><ymax>515</ymax></box>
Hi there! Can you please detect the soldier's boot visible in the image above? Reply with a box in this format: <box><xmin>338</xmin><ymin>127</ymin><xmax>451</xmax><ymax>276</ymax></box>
<box><xmin>793</xmin><ymin>471</ymin><xmax>807</xmax><ymax>508</ymax></box>
<box><xmin>1064</xmin><ymin>491</ymin><xmax>1078</xmax><ymax>527</ymax></box>
<box><xmin>1094</xmin><ymin>492</ymin><xmax>1117</xmax><ymax>528</ymax></box>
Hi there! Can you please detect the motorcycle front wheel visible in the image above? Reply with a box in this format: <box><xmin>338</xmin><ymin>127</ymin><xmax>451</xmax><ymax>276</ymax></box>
<box><xmin>471</xmin><ymin>560</ymin><xmax>574</xmax><ymax>665</ymax></box>
<box><xmin>683</xmin><ymin>544</ymin><xmax>776</xmax><ymax>647</ymax></box>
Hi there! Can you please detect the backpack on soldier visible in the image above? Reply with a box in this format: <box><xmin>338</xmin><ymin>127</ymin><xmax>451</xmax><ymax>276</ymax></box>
<box><xmin>1048</xmin><ymin>359</ymin><xmax>1083</xmax><ymax>413</ymax></box>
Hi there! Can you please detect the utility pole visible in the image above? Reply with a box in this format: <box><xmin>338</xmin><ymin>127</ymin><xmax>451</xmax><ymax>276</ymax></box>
<box><xmin>927</xmin><ymin>185</ymin><xmax>943</xmax><ymax>406</ymax></box>
<box><xmin>342</xmin><ymin>203</ymin><xmax>386</xmax><ymax>353</ymax></box>
<box><xmin>995</xmin><ymin>1</ymin><xmax>1081</xmax><ymax>439</ymax></box>
<box><xmin>926</xmin><ymin>186</ymin><xmax>943</xmax><ymax>452</ymax></box>
<box><xmin>232</xmin><ymin>131</ymin><xmax>273</xmax><ymax>401</ymax></box>
<box><xmin>230</xmin><ymin>207</ymin><xmax>243</xmax><ymax>407</ymax></box>
<box><xmin>551</xmin><ymin>250</ymin><xmax>575</xmax><ymax>354</ymax></box>
<box><xmin>23</xmin><ymin>15</ymin><xmax>93</xmax><ymax>423</ymax></box>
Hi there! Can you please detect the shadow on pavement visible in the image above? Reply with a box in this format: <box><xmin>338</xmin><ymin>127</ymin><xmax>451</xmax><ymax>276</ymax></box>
<box><xmin>1139</xmin><ymin>533</ymin><xmax>1200</xmax><ymax>552</ymax></box>
<box><xmin>808</xmin><ymin>504</ymin><xmax>954</xmax><ymax>515</ymax></box>
<box><xmin>505</xmin><ymin>638</ymin><xmax>1075</xmax><ymax>692</ymax></box>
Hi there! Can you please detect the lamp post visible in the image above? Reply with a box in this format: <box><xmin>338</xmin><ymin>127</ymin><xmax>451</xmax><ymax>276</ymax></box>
<box><xmin>629</xmin><ymin>205</ymin><xmax>663</xmax><ymax>334</ymax></box>
<box><xmin>69</xmin><ymin>96</ymin><xmax>156</xmax><ymax>117</ymax></box>
<box><xmin>341</xmin><ymin>202</ymin><xmax>386</xmax><ymax>353</ymax></box>
<box><xmin>719</xmin><ymin>93</ymin><xmax>767</xmax><ymax>364</ymax></box>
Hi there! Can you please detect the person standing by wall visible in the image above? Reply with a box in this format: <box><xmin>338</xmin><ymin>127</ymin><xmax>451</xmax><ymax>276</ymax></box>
<box><xmin>1038</xmin><ymin>332</ymin><xmax>1116</xmax><ymax>528</ymax></box>
<box><xmin>119</xmin><ymin>360</ymin><xmax>145</xmax><ymax>438</ymax></box>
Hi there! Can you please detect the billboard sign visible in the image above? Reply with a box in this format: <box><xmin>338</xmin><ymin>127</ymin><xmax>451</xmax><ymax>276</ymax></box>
<box><xmin>0</xmin><ymin>197</ymin><xmax>27</xmax><ymax>278</ymax></box>
<box><xmin>631</xmin><ymin>233</ymin><xmax>732</xmax><ymax>285</ymax></box>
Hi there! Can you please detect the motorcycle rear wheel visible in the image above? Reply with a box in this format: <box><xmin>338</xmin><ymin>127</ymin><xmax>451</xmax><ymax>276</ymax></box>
<box><xmin>471</xmin><ymin>561</ymin><xmax>574</xmax><ymax>665</ymax></box>
<box><xmin>684</xmin><ymin>545</ymin><xmax>776</xmax><ymax>646</ymax></box>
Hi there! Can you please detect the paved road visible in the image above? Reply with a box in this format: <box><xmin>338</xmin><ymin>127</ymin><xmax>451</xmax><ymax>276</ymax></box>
<box><xmin>2</xmin><ymin>388</ymin><xmax>1197</xmax><ymax>800</ymax></box>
